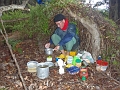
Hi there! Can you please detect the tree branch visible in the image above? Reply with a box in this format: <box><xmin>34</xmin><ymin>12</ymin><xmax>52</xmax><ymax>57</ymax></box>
<box><xmin>0</xmin><ymin>12</ymin><xmax>27</xmax><ymax>90</ymax></box>
<box><xmin>0</xmin><ymin>0</ymin><xmax>30</xmax><ymax>17</ymax></box>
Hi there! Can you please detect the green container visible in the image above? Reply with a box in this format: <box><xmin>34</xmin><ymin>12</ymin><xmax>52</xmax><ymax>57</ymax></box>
<box><xmin>76</xmin><ymin>59</ymin><xmax>81</xmax><ymax>63</ymax></box>
<box><xmin>82</xmin><ymin>76</ymin><xmax>86</xmax><ymax>81</ymax></box>
<box><xmin>72</xmin><ymin>56</ymin><xmax>79</xmax><ymax>65</ymax></box>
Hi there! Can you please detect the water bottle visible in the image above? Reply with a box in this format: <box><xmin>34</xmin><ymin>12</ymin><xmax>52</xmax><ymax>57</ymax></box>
<box><xmin>98</xmin><ymin>56</ymin><xmax>102</xmax><ymax>60</ymax></box>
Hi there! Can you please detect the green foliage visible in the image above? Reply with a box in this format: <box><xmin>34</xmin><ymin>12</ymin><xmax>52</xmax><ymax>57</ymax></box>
<box><xmin>113</xmin><ymin>60</ymin><xmax>119</xmax><ymax>66</ymax></box>
<box><xmin>1</xmin><ymin>10</ymin><xmax>28</xmax><ymax>32</ymax></box>
<box><xmin>99</xmin><ymin>9</ymin><xmax>109</xmax><ymax>17</ymax></box>
<box><xmin>0</xmin><ymin>88</ymin><xmax>7</xmax><ymax>90</ymax></box>
<box><xmin>8</xmin><ymin>39</ymin><xmax>22</xmax><ymax>54</ymax></box>
<box><xmin>104</xmin><ymin>17</ymin><xmax>117</xmax><ymax>28</ymax></box>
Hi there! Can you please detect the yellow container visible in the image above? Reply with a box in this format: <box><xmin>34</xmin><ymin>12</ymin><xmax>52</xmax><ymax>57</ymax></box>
<box><xmin>70</xmin><ymin>51</ymin><xmax>77</xmax><ymax>56</ymax></box>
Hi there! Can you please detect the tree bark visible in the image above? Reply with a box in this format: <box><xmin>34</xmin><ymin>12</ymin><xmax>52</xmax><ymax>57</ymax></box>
<box><xmin>109</xmin><ymin>0</ymin><xmax>119</xmax><ymax>21</ymax></box>
<box><xmin>0</xmin><ymin>0</ymin><xmax>5</xmax><ymax>6</ymax></box>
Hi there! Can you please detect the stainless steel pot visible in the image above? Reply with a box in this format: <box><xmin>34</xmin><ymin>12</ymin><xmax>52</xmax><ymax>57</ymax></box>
<box><xmin>37</xmin><ymin>62</ymin><xmax>49</xmax><ymax>79</ymax></box>
<box><xmin>45</xmin><ymin>48</ymin><xmax>54</xmax><ymax>55</ymax></box>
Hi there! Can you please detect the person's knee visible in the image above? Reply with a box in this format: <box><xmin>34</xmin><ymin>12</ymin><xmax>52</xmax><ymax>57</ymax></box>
<box><xmin>51</xmin><ymin>34</ymin><xmax>57</xmax><ymax>39</ymax></box>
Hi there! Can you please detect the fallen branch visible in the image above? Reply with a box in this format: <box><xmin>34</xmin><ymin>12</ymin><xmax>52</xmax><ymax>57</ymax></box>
<box><xmin>0</xmin><ymin>0</ymin><xmax>30</xmax><ymax>17</ymax></box>
<box><xmin>0</xmin><ymin>17</ymin><xmax>27</xmax><ymax>90</ymax></box>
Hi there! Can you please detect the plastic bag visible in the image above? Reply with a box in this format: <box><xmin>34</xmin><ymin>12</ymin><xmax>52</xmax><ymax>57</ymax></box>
<box><xmin>81</xmin><ymin>51</ymin><xmax>94</xmax><ymax>63</ymax></box>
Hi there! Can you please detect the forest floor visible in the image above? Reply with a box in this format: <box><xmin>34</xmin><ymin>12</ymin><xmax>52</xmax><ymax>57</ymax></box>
<box><xmin>0</xmin><ymin>35</ymin><xmax>120</xmax><ymax>90</ymax></box>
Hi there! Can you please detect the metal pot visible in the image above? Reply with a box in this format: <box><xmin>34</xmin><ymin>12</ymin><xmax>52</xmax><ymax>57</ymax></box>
<box><xmin>45</xmin><ymin>48</ymin><xmax>54</xmax><ymax>55</ymax></box>
<box><xmin>37</xmin><ymin>62</ymin><xmax>49</xmax><ymax>79</ymax></box>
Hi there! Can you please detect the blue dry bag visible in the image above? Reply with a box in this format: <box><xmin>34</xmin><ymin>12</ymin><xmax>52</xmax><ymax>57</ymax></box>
<box><xmin>37</xmin><ymin>0</ymin><xmax>42</xmax><ymax>4</ymax></box>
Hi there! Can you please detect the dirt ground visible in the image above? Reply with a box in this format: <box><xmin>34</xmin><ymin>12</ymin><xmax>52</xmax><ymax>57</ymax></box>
<box><xmin>0</xmin><ymin>36</ymin><xmax>120</xmax><ymax>90</ymax></box>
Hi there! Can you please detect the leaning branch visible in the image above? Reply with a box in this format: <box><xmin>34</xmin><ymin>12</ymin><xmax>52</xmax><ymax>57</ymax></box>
<box><xmin>0</xmin><ymin>18</ymin><xmax>27</xmax><ymax>90</ymax></box>
<box><xmin>0</xmin><ymin>0</ymin><xmax>30</xmax><ymax>90</ymax></box>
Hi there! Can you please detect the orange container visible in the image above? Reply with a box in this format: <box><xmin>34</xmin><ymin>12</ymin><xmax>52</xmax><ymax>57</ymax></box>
<box><xmin>79</xmin><ymin>68</ymin><xmax>88</xmax><ymax>79</ymax></box>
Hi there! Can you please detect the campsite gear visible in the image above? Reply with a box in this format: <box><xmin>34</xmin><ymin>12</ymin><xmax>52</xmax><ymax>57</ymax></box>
<box><xmin>47</xmin><ymin>56</ymin><xmax>52</xmax><ymax>61</ymax></box>
<box><xmin>37</xmin><ymin>62</ymin><xmax>49</xmax><ymax>79</ymax></box>
<box><xmin>76</xmin><ymin>59</ymin><xmax>82</xmax><ymax>67</ymax></box>
<box><xmin>81</xmin><ymin>51</ymin><xmax>94</xmax><ymax>63</ymax></box>
<box><xmin>82</xmin><ymin>59</ymin><xmax>90</xmax><ymax>63</ymax></box>
<box><xmin>66</xmin><ymin>66</ymin><xmax>80</xmax><ymax>75</ymax></box>
<box><xmin>72</xmin><ymin>56</ymin><xmax>79</xmax><ymax>65</ymax></box>
<box><xmin>82</xmin><ymin>76</ymin><xmax>86</xmax><ymax>81</ymax></box>
<box><xmin>27</xmin><ymin>61</ymin><xmax>38</xmax><ymax>72</ymax></box>
<box><xmin>76</xmin><ymin>53</ymin><xmax>82</xmax><ymax>58</ymax></box>
<box><xmin>98</xmin><ymin>56</ymin><xmax>102</xmax><ymax>60</ymax></box>
<box><xmin>57</xmin><ymin>54</ymin><xmax>65</xmax><ymax>59</ymax></box>
<box><xmin>65</xmin><ymin>64</ymin><xmax>73</xmax><ymax>68</ymax></box>
<box><xmin>56</xmin><ymin>58</ymin><xmax>65</xmax><ymax>74</ymax></box>
<box><xmin>70</xmin><ymin>51</ymin><xmax>77</xmax><ymax>56</ymax></box>
<box><xmin>96</xmin><ymin>60</ymin><xmax>108</xmax><ymax>71</ymax></box>
<box><xmin>67</xmin><ymin>56</ymin><xmax>73</xmax><ymax>64</ymax></box>
<box><xmin>45</xmin><ymin>48</ymin><xmax>54</xmax><ymax>55</ymax></box>
<box><xmin>59</xmin><ymin>66</ymin><xmax>65</xmax><ymax>74</ymax></box>
<box><xmin>82</xmin><ymin>60</ymin><xmax>89</xmax><ymax>67</ymax></box>
<box><xmin>44</xmin><ymin>61</ymin><xmax>54</xmax><ymax>67</ymax></box>
<box><xmin>79</xmin><ymin>68</ymin><xmax>88</xmax><ymax>81</ymax></box>
<box><xmin>37</xmin><ymin>0</ymin><xmax>43</xmax><ymax>4</ymax></box>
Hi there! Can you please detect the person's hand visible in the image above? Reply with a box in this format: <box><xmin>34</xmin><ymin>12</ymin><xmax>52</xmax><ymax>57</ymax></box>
<box><xmin>45</xmin><ymin>43</ymin><xmax>50</xmax><ymax>48</ymax></box>
<box><xmin>54</xmin><ymin>45</ymin><xmax>60</xmax><ymax>51</ymax></box>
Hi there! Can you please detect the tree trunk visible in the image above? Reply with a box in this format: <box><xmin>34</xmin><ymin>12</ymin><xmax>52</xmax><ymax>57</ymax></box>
<box><xmin>0</xmin><ymin>0</ymin><xmax>5</xmax><ymax>6</ymax></box>
<box><xmin>0</xmin><ymin>0</ymin><xmax>23</xmax><ymax>6</ymax></box>
<box><xmin>4</xmin><ymin>0</ymin><xmax>11</xmax><ymax>5</ymax></box>
<box><xmin>65</xmin><ymin>8</ymin><xmax>101</xmax><ymax>61</ymax></box>
<box><xmin>109</xmin><ymin>0</ymin><xmax>119</xmax><ymax>21</ymax></box>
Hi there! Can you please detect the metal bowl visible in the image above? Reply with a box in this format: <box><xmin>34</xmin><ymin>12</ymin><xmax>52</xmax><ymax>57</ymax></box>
<box><xmin>27</xmin><ymin>61</ymin><xmax>38</xmax><ymax>68</ymax></box>
<box><xmin>45</xmin><ymin>48</ymin><xmax>54</xmax><ymax>55</ymax></box>
<box><xmin>44</xmin><ymin>61</ymin><xmax>54</xmax><ymax>67</ymax></box>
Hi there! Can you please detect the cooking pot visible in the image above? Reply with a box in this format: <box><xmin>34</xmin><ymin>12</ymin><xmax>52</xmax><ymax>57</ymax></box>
<box><xmin>27</xmin><ymin>61</ymin><xmax>38</xmax><ymax>72</ymax></box>
<box><xmin>45</xmin><ymin>48</ymin><xmax>54</xmax><ymax>55</ymax></box>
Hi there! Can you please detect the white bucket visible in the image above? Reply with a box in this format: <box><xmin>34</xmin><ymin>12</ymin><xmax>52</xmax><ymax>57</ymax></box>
<box><xmin>37</xmin><ymin>62</ymin><xmax>49</xmax><ymax>79</ymax></box>
<box><xmin>96</xmin><ymin>60</ymin><xmax>108</xmax><ymax>71</ymax></box>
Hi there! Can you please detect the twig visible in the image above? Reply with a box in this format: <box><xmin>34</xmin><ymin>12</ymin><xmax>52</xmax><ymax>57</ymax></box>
<box><xmin>0</xmin><ymin>18</ymin><xmax>27</xmax><ymax>90</ymax></box>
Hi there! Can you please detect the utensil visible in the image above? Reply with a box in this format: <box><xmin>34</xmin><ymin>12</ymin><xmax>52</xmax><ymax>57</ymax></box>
<box><xmin>45</xmin><ymin>48</ymin><xmax>54</xmax><ymax>55</ymax></box>
<box><xmin>44</xmin><ymin>61</ymin><xmax>54</xmax><ymax>67</ymax></box>
<box><xmin>37</xmin><ymin>62</ymin><xmax>49</xmax><ymax>79</ymax></box>
<box><xmin>27</xmin><ymin>61</ymin><xmax>38</xmax><ymax>72</ymax></box>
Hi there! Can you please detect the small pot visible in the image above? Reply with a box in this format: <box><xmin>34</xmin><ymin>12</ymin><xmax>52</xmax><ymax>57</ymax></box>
<box><xmin>27</xmin><ymin>61</ymin><xmax>38</xmax><ymax>72</ymax></box>
<box><xmin>45</xmin><ymin>48</ymin><xmax>54</xmax><ymax>55</ymax></box>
